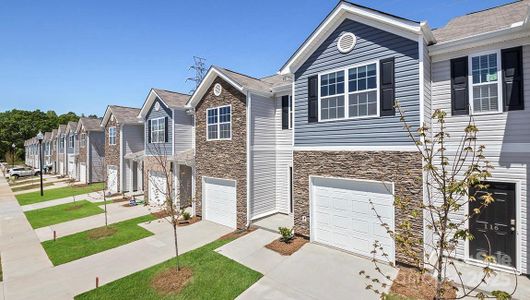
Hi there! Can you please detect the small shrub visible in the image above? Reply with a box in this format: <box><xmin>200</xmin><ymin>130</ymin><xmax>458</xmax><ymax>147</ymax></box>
<box><xmin>182</xmin><ymin>211</ymin><xmax>191</xmax><ymax>221</ymax></box>
<box><xmin>278</xmin><ymin>227</ymin><xmax>294</xmax><ymax>243</ymax></box>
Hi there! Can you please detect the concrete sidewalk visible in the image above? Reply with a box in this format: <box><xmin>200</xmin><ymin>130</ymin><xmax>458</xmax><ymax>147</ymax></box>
<box><xmin>216</xmin><ymin>229</ymin><xmax>396</xmax><ymax>300</ymax></box>
<box><xmin>0</xmin><ymin>175</ymin><xmax>69</xmax><ymax>299</ymax></box>
<box><xmin>35</xmin><ymin>202</ymin><xmax>152</xmax><ymax>242</ymax></box>
<box><xmin>4</xmin><ymin>220</ymin><xmax>231</xmax><ymax>299</ymax></box>
<box><xmin>21</xmin><ymin>191</ymin><xmax>104</xmax><ymax>212</ymax></box>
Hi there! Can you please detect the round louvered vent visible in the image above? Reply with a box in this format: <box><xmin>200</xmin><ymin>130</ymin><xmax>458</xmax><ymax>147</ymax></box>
<box><xmin>214</xmin><ymin>83</ymin><xmax>222</xmax><ymax>96</ymax></box>
<box><xmin>337</xmin><ymin>32</ymin><xmax>356</xmax><ymax>53</ymax></box>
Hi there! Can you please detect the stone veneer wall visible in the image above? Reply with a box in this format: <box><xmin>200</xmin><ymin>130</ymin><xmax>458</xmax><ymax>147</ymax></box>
<box><xmin>105</xmin><ymin>115</ymin><xmax>120</xmax><ymax>191</ymax></box>
<box><xmin>194</xmin><ymin>77</ymin><xmax>247</xmax><ymax>228</ymax></box>
<box><xmin>293</xmin><ymin>150</ymin><xmax>423</xmax><ymax>265</ymax></box>
<box><xmin>51</xmin><ymin>140</ymin><xmax>57</xmax><ymax>174</ymax></box>
<box><xmin>78</xmin><ymin>128</ymin><xmax>87</xmax><ymax>181</ymax></box>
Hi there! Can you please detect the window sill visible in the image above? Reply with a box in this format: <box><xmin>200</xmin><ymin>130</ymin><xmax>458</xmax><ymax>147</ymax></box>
<box><xmin>317</xmin><ymin>114</ymin><xmax>382</xmax><ymax>123</ymax></box>
<box><xmin>470</xmin><ymin>110</ymin><xmax>504</xmax><ymax>116</ymax></box>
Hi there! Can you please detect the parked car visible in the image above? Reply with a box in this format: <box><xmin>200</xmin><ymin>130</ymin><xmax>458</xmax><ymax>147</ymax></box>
<box><xmin>9</xmin><ymin>167</ymin><xmax>40</xmax><ymax>178</ymax></box>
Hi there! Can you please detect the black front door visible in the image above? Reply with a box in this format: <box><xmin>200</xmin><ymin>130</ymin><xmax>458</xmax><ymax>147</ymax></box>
<box><xmin>469</xmin><ymin>182</ymin><xmax>516</xmax><ymax>267</ymax></box>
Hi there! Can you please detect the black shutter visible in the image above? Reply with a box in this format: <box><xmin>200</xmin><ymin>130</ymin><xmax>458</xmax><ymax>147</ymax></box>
<box><xmin>450</xmin><ymin>56</ymin><xmax>469</xmax><ymax>115</ymax></box>
<box><xmin>380</xmin><ymin>57</ymin><xmax>395</xmax><ymax>116</ymax></box>
<box><xmin>164</xmin><ymin>117</ymin><xmax>169</xmax><ymax>143</ymax></box>
<box><xmin>282</xmin><ymin>95</ymin><xmax>289</xmax><ymax>129</ymax></box>
<box><xmin>502</xmin><ymin>47</ymin><xmax>524</xmax><ymax>111</ymax></box>
<box><xmin>147</xmin><ymin>120</ymin><xmax>151</xmax><ymax>143</ymax></box>
<box><xmin>308</xmin><ymin>75</ymin><xmax>318</xmax><ymax>123</ymax></box>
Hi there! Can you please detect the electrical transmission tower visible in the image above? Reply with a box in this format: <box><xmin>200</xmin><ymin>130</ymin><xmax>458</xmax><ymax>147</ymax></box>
<box><xmin>186</xmin><ymin>56</ymin><xmax>207</xmax><ymax>93</ymax></box>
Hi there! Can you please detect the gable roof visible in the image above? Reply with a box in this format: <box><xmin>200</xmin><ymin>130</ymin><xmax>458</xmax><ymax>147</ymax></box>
<box><xmin>51</xmin><ymin>129</ymin><xmax>58</xmax><ymax>140</ymax></box>
<box><xmin>432</xmin><ymin>0</ymin><xmax>530</xmax><ymax>44</ymax></box>
<box><xmin>101</xmin><ymin>105</ymin><xmax>141</xmax><ymax>127</ymax></box>
<box><xmin>66</xmin><ymin>122</ymin><xmax>78</xmax><ymax>134</ymax></box>
<box><xmin>279</xmin><ymin>0</ymin><xmax>434</xmax><ymax>75</ymax></box>
<box><xmin>57</xmin><ymin>124</ymin><xmax>67</xmax><ymax>135</ymax></box>
<box><xmin>77</xmin><ymin>117</ymin><xmax>104</xmax><ymax>132</ymax></box>
<box><xmin>186</xmin><ymin>66</ymin><xmax>293</xmax><ymax>108</ymax></box>
<box><xmin>44</xmin><ymin>132</ymin><xmax>52</xmax><ymax>141</ymax></box>
<box><xmin>138</xmin><ymin>88</ymin><xmax>191</xmax><ymax>118</ymax></box>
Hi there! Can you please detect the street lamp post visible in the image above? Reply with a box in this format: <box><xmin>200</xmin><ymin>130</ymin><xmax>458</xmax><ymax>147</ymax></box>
<box><xmin>11</xmin><ymin>143</ymin><xmax>15</xmax><ymax>169</ymax></box>
<box><xmin>37</xmin><ymin>131</ymin><xmax>44</xmax><ymax>196</ymax></box>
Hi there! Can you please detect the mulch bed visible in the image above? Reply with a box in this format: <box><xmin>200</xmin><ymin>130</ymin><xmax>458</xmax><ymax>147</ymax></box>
<box><xmin>64</xmin><ymin>204</ymin><xmax>84</xmax><ymax>211</ymax></box>
<box><xmin>87</xmin><ymin>227</ymin><xmax>118</xmax><ymax>240</ymax></box>
<box><xmin>218</xmin><ymin>226</ymin><xmax>257</xmax><ymax>241</ymax></box>
<box><xmin>151</xmin><ymin>267</ymin><xmax>193</xmax><ymax>295</ymax></box>
<box><xmin>178</xmin><ymin>216</ymin><xmax>201</xmax><ymax>226</ymax></box>
<box><xmin>265</xmin><ymin>236</ymin><xmax>308</xmax><ymax>256</ymax></box>
<box><xmin>390</xmin><ymin>268</ymin><xmax>457</xmax><ymax>300</ymax></box>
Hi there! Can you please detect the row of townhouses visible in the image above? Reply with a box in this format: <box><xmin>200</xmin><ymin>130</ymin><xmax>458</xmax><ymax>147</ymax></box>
<box><xmin>24</xmin><ymin>0</ymin><xmax>530</xmax><ymax>274</ymax></box>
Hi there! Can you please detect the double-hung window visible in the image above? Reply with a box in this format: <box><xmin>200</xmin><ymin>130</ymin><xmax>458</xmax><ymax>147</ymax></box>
<box><xmin>469</xmin><ymin>52</ymin><xmax>502</xmax><ymax>114</ymax></box>
<box><xmin>69</xmin><ymin>135</ymin><xmax>74</xmax><ymax>148</ymax></box>
<box><xmin>150</xmin><ymin>118</ymin><xmax>165</xmax><ymax>143</ymax></box>
<box><xmin>207</xmin><ymin>105</ymin><xmax>231</xmax><ymax>140</ymax></box>
<box><xmin>348</xmin><ymin>63</ymin><xmax>377</xmax><ymax>117</ymax></box>
<box><xmin>320</xmin><ymin>71</ymin><xmax>345</xmax><ymax>120</ymax></box>
<box><xmin>109</xmin><ymin>127</ymin><xmax>116</xmax><ymax>145</ymax></box>
<box><xmin>319</xmin><ymin>62</ymin><xmax>378</xmax><ymax>121</ymax></box>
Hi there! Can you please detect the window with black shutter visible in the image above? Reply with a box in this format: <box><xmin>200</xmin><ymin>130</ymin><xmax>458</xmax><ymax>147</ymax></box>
<box><xmin>164</xmin><ymin>117</ymin><xmax>169</xmax><ymax>143</ymax></box>
<box><xmin>147</xmin><ymin>119</ymin><xmax>151</xmax><ymax>143</ymax></box>
<box><xmin>450</xmin><ymin>56</ymin><xmax>469</xmax><ymax>115</ymax></box>
<box><xmin>502</xmin><ymin>47</ymin><xmax>524</xmax><ymax>111</ymax></box>
<box><xmin>308</xmin><ymin>75</ymin><xmax>318</xmax><ymax>123</ymax></box>
<box><xmin>282</xmin><ymin>95</ymin><xmax>289</xmax><ymax>129</ymax></box>
<box><xmin>379</xmin><ymin>57</ymin><xmax>395</xmax><ymax>116</ymax></box>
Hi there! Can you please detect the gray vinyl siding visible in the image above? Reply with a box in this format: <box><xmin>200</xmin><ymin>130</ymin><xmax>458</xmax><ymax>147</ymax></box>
<box><xmin>430</xmin><ymin>44</ymin><xmax>530</xmax><ymax>273</ymax></box>
<box><xmin>250</xmin><ymin>94</ymin><xmax>277</xmax><ymax>218</ymax></box>
<box><xmin>423</xmin><ymin>39</ymin><xmax>432</xmax><ymax>127</ymax></box>
<box><xmin>275</xmin><ymin>95</ymin><xmax>293</xmax><ymax>214</ymax></box>
<box><xmin>89</xmin><ymin>131</ymin><xmax>105</xmax><ymax>182</ymax></box>
<box><xmin>294</xmin><ymin>18</ymin><xmax>420</xmax><ymax>146</ymax></box>
<box><xmin>67</xmin><ymin>133</ymin><xmax>75</xmax><ymax>154</ymax></box>
<box><xmin>123</xmin><ymin>124</ymin><xmax>144</xmax><ymax>154</ymax></box>
<box><xmin>173</xmin><ymin>109</ymin><xmax>193</xmax><ymax>153</ymax></box>
<box><xmin>145</xmin><ymin>98</ymin><xmax>173</xmax><ymax>156</ymax></box>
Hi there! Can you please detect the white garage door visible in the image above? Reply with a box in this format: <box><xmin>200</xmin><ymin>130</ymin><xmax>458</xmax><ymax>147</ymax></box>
<box><xmin>311</xmin><ymin>177</ymin><xmax>395</xmax><ymax>262</ymax></box>
<box><xmin>203</xmin><ymin>177</ymin><xmax>237</xmax><ymax>228</ymax></box>
<box><xmin>79</xmin><ymin>163</ymin><xmax>87</xmax><ymax>183</ymax></box>
<box><xmin>149</xmin><ymin>171</ymin><xmax>167</xmax><ymax>206</ymax></box>
<box><xmin>107</xmin><ymin>166</ymin><xmax>118</xmax><ymax>194</ymax></box>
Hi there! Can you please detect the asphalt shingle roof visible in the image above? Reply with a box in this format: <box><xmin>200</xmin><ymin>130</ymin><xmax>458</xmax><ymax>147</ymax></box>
<box><xmin>215</xmin><ymin>66</ymin><xmax>293</xmax><ymax>94</ymax></box>
<box><xmin>152</xmin><ymin>89</ymin><xmax>190</xmax><ymax>109</ymax></box>
<box><xmin>433</xmin><ymin>0</ymin><xmax>530</xmax><ymax>43</ymax></box>
<box><xmin>108</xmin><ymin>106</ymin><xmax>141</xmax><ymax>124</ymax></box>
<box><xmin>79</xmin><ymin>117</ymin><xmax>103</xmax><ymax>131</ymax></box>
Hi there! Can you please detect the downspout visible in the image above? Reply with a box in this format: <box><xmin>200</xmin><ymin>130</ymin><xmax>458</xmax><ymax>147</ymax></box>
<box><xmin>246</xmin><ymin>91</ymin><xmax>252</xmax><ymax>228</ymax></box>
<box><xmin>119</xmin><ymin>124</ymin><xmax>124</xmax><ymax>193</ymax></box>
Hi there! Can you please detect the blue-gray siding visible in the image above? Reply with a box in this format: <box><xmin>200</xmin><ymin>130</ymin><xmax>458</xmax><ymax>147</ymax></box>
<box><xmin>123</xmin><ymin>124</ymin><xmax>145</xmax><ymax>154</ymax></box>
<box><xmin>173</xmin><ymin>109</ymin><xmax>193</xmax><ymax>154</ymax></box>
<box><xmin>294</xmin><ymin>18</ymin><xmax>419</xmax><ymax>146</ymax></box>
<box><xmin>145</xmin><ymin>98</ymin><xmax>173</xmax><ymax>156</ymax></box>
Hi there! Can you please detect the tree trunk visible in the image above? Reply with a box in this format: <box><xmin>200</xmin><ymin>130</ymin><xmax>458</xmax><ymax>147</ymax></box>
<box><xmin>173</xmin><ymin>222</ymin><xmax>180</xmax><ymax>271</ymax></box>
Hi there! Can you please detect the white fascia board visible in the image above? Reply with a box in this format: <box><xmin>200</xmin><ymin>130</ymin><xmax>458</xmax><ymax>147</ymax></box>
<box><xmin>272</xmin><ymin>83</ymin><xmax>293</xmax><ymax>95</ymax></box>
<box><xmin>429</xmin><ymin>24</ymin><xmax>530</xmax><ymax>58</ymax></box>
<box><xmin>138</xmin><ymin>89</ymin><xmax>171</xmax><ymax>119</ymax></box>
<box><xmin>100</xmin><ymin>106</ymin><xmax>112</xmax><ymax>128</ymax></box>
<box><xmin>186</xmin><ymin>67</ymin><xmax>245</xmax><ymax>109</ymax></box>
<box><xmin>280</xmin><ymin>2</ymin><xmax>422</xmax><ymax>75</ymax></box>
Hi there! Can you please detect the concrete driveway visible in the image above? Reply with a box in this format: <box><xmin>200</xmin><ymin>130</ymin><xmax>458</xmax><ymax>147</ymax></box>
<box><xmin>216</xmin><ymin>229</ymin><xmax>397</xmax><ymax>300</ymax></box>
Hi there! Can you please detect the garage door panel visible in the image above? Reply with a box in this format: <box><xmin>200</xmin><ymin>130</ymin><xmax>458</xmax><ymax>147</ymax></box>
<box><xmin>204</xmin><ymin>178</ymin><xmax>237</xmax><ymax>229</ymax></box>
<box><xmin>312</xmin><ymin>177</ymin><xmax>395</xmax><ymax>262</ymax></box>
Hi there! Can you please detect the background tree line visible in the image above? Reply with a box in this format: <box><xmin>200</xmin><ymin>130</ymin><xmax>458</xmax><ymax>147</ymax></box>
<box><xmin>0</xmin><ymin>109</ymin><xmax>97</xmax><ymax>162</ymax></box>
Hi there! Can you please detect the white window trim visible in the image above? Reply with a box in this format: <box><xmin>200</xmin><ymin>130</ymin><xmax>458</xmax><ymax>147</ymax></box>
<box><xmin>109</xmin><ymin>127</ymin><xmax>117</xmax><ymax>145</ymax></box>
<box><xmin>317</xmin><ymin>59</ymin><xmax>381</xmax><ymax>122</ymax></box>
<box><xmin>288</xmin><ymin>95</ymin><xmax>293</xmax><ymax>129</ymax></box>
<box><xmin>69</xmin><ymin>135</ymin><xmax>74</xmax><ymax>148</ymax></box>
<box><xmin>206</xmin><ymin>105</ymin><xmax>232</xmax><ymax>141</ymax></box>
<box><xmin>468</xmin><ymin>49</ymin><xmax>503</xmax><ymax>116</ymax></box>
<box><xmin>149</xmin><ymin>117</ymin><xmax>166</xmax><ymax>144</ymax></box>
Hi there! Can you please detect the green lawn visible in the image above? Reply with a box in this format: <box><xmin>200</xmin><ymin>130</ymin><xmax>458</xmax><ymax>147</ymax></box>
<box><xmin>42</xmin><ymin>214</ymin><xmax>156</xmax><ymax>266</ymax></box>
<box><xmin>75</xmin><ymin>238</ymin><xmax>262</xmax><ymax>300</ymax></box>
<box><xmin>11</xmin><ymin>182</ymin><xmax>54</xmax><ymax>192</ymax></box>
<box><xmin>16</xmin><ymin>182</ymin><xmax>104</xmax><ymax>205</ymax></box>
<box><xmin>25</xmin><ymin>200</ymin><xmax>104</xmax><ymax>229</ymax></box>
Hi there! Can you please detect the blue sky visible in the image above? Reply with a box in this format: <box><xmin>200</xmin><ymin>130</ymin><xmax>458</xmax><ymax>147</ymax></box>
<box><xmin>0</xmin><ymin>0</ymin><xmax>512</xmax><ymax>116</ymax></box>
